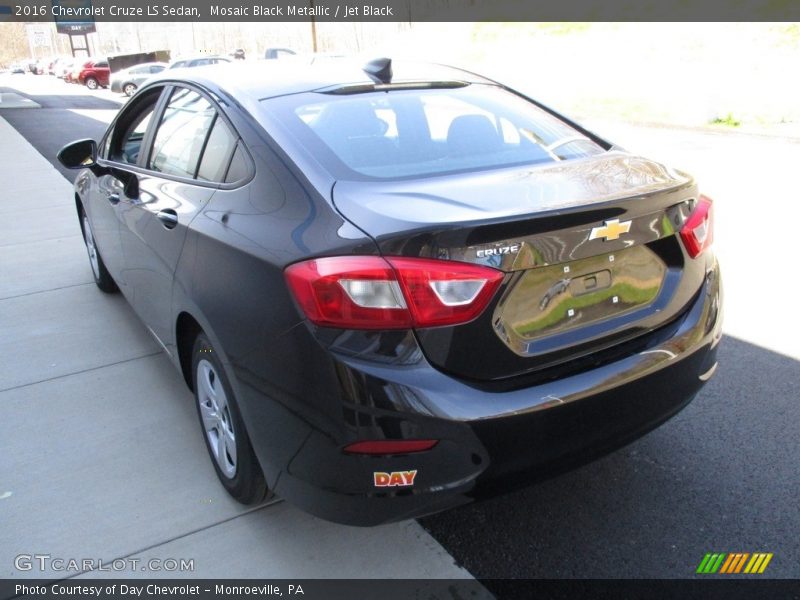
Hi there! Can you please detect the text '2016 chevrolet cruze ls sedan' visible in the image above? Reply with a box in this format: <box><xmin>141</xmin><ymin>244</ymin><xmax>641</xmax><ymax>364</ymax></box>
<box><xmin>58</xmin><ymin>58</ymin><xmax>722</xmax><ymax>525</ymax></box>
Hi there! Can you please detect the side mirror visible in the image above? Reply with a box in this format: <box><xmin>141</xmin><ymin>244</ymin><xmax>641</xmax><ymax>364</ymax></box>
<box><xmin>57</xmin><ymin>139</ymin><xmax>97</xmax><ymax>169</ymax></box>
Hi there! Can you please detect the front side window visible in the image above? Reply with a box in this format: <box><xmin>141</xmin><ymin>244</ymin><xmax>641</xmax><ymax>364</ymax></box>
<box><xmin>105</xmin><ymin>88</ymin><xmax>162</xmax><ymax>165</ymax></box>
<box><xmin>149</xmin><ymin>88</ymin><xmax>215</xmax><ymax>178</ymax></box>
<box><xmin>268</xmin><ymin>84</ymin><xmax>606</xmax><ymax>180</ymax></box>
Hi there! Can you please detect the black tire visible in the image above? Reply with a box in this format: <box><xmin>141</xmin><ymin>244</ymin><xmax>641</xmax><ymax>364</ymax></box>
<box><xmin>85</xmin><ymin>77</ymin><xmax>98</xmax><ymax>90</ymax></box>
<box><xmin>79</xmin><ymin>207</ymin><xmax>118</xmax><ymax>293</ymax></box>
<box><xmin>123</xmin><ymin>83</ymin><xmax>137</xmax><ymax>96</ymax></box>
<box><xmin>191</xmin><ymin>333</ymin><xmax>268</xmax><ymax>505</ymax></box>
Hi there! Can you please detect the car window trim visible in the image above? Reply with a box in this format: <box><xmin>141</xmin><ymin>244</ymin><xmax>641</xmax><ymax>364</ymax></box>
<box><xmin>156</xmin><ymin>81</ymin><xmax>255</xmax><ymax>187</ymax></box>
<box><xmin>193</xmin><ymin>112</ymin><xmax>219</xmax><ymax>179</ymax></box>
<box><xmin>99</xmin><ymin>81</ymin><xmax>255</xmax><ymax>190</ymax></box>
<box><xmin>222</xmin><ymin>141</ymin><xmax>254</xmax><ymax>185</ymax></box>
<box><xmin>136</xmin><ymin>84</ymin><xmax>173</xmax><ymax>170</ymax></box>
<box><xmin>98</xmin><ymin>85</ymin><xmax>167</xmax><ymax>164</ymax></box>
<box><xmin>147</xmin><ymin>85</ymin><xmax>222</xmax><ymax>181</ymax></box>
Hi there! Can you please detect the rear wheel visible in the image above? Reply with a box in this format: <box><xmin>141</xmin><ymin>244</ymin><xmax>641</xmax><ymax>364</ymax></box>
<box><xmin>191</xmin><ymin>333</ymin><xmax>268</xmax><ymax>504</ymax></box>
<box><xmin>80</xmin><ymin>209</ymin><xmax>118</xmax><ymax>293</ymax></box>
<box><xmin>123</xmin><ymin>83</ymin><xmax>137</xmax><ymax>96</ymax></box>
<box><xmin>85</xmin><ymin>77</ymin><xmax>98</xmax><ymax>90</ymax></box>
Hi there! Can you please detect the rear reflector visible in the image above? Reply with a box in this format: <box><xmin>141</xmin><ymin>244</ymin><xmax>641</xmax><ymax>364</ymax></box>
<box><xmin>343</xmin><ymin>440</ymin><xmax>438</xmax><ymax>455</ymax></box>
<box><xmin>285</xmin><ymin>256</ymin><xmax>503</xmax><ymax>329</ymax></box>
<box><xmin>680</xmin><ymin>195</ymin><xmax>714</xmax><ymax>258</ymax></box>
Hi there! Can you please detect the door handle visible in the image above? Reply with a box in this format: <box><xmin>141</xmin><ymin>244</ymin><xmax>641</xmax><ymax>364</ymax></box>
<box><xmin>107</xmin><ymin>192</ymin><xmax>120</xmax><ymax>205</ymax></box>
<box><xmin>157</xmin><ymin>209</ymin><xmax>178</xmax><ymax>229</ymax></box>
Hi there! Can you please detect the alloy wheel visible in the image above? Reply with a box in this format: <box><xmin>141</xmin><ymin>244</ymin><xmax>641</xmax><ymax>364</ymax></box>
<box><xmin>82</xmin><ymin>215</ymin><xmax>100</xmax><ymax>279</ymax></box>
<box><xmin>196</xmin><ymin>359</ymin><xmax>237</xmax><ymax>478</ymax></box>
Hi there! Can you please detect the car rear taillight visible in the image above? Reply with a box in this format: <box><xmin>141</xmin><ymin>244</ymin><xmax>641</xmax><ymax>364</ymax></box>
<box><xmin>680</xmin><ymin>195</ymin><xmax>714</xmax><ymax>258</ymax></box>
<box><xmin>285</xmin><ymin>256</ymin><xmax>504</xmax><ymax>329</ymax></box>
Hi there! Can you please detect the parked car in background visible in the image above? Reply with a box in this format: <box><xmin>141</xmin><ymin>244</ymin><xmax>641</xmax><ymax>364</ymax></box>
<box><xmin>11</xmin><ymin>64</ymin><xmax>26</xmax><ymax>74</ymax></box>
<box><xmin>48</xmin><ymin>57</ymin><xmax>62</xmax><ymax>75</ymax></box>
<box><xmin>168</xmin><ymin>55</ymin><xmax>232</xmax><ymax>69</ymax></box>
<box><xmin>110</xmin><ymin>62</ymin><xmax>168</xmax><ymax>96</ymax></box>
<box><xmin>57</xmin><ymin>58</ymin><xmax>722</xmax><ymax>526</ymax></box>
<box><xmin>56</xmin><ymin>59</ymin><xmax>74</xmax><ymax>79</ymax></box>
<box><xmin>65</xmin><ymin>61</ymin><xmax>82</xmax><ymax>83</ymax></box>
<box><xmin>264</xmin><ymin>47</ymin><xmax>296</xmax><ymax>59</ymax></box>
<box><xmin>76</xmin><ymin>58</ymin><xmax>110</xmax><ymax>89</ymax></box>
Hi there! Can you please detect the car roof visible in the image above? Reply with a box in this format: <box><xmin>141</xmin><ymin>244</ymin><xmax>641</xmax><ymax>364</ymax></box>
<box><xmin>151</xmin><ymin>58</ymin><xmax>498</xmax><ymax>101</ymax></box>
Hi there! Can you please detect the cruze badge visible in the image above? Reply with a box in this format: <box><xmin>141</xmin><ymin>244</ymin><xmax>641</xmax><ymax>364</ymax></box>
<box><xmin>476</xmin><ymin>243</ymin><xmax>520</xmax><ymax>258</ymax></box>
<box><xmin>589</xmin><ymin>219</ymin><xmax>632</xmax><ymax>241</ymax></box>
<box><xmin>374</xmin><ymin>470</ymin><xmax>417</xmax><ymax>487</ymax></box>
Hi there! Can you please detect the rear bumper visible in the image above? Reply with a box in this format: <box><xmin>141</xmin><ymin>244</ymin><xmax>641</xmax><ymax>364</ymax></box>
<box><xmin>252</xmin><ymin>260</ymin><xmax>722</xmax><ymax>526</ymax></box>
<box><xmin>110</xmin><ymin>80</ymin><xmax>123</xmax><ymax>93</ymax></box>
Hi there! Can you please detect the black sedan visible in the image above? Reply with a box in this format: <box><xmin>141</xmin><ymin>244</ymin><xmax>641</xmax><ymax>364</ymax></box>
<box><xmin>57</xmin><ymin>58</ymin><xmax>722</xmax><ymax>526</ymax></box>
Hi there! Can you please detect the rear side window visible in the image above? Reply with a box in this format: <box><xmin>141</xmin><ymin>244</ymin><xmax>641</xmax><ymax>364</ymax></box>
<box><xmin>197</xmin><ymin>117</ymin><xmax>237</xmax><ymax>182</ymax></box>
<box><xmin>224</xmin><ymin>143</ymin><xmax>250</xmax><ymax>183</ymax></box>
<box><xmin>268</xmin><ymin>85</ymin><xmax>606</xmax><ymax>180</ymax></box>
<box><xmin>150</xmin><ymin>88</ymin><xmax>215</xmax><ymax>178</ymax></box>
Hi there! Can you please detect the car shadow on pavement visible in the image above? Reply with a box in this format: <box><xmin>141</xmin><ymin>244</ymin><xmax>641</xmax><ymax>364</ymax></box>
<box><xmin>0</xmin><ymin>104</ymin><xmax>111</xmax><ymax>181</ymax></box>
<box><xmin>420</xmin><ymin>334</ymin><xmax>800</xmax><ymax>579</ymax></box>
<box><xmin>0</xmin><ymin>86</ymin><xmax>122</xmax><ymax>111</ymax></box>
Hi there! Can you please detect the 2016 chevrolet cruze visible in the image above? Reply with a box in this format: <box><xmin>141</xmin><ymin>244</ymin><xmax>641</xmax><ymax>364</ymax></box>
<box><xmin>58</xmin><ymin>58</ymin><xmax>722</xmax><ymax>525</ymax></box>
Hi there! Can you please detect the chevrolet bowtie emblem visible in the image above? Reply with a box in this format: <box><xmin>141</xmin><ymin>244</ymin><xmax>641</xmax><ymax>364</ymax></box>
<box><xmin>589</xmin><ymin>219</ymin><xmax>632</xmax><ymax>241</ymax></box>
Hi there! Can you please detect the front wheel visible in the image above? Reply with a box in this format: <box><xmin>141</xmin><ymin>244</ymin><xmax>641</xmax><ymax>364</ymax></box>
<box><xmin>192</xmin><ymin>333</ymin><xmax>268</xmax><ymax>504</ymax></box>
<box><xmin>123</xmin><ymin>83</ymin><xmax>137</xmax><ymax>96</ymax></box>
<box><xmin>80</xmin><ymin>210</ymin><xmax>118</xmax><ymax>293</ymax></box>
<box><xmin>85</xmin><ymin>77</ymin><xmax>98</xmax><ymax>90</ymax></box>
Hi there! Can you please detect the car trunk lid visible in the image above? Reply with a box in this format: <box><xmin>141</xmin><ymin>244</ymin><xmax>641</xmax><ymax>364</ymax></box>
<box><xmin>332</xmin><ymin>152</ymin><xmax>703</xmax><ymax>382</ymax></box>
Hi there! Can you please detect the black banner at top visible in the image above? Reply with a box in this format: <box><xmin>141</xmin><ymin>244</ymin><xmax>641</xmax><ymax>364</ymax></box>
<box><xmin>1</xmin><ymin>0</ymin><xmax>800</xmax><ymax>22</ymax></box>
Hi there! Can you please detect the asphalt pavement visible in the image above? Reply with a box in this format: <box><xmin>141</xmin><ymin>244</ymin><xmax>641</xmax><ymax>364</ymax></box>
<box><xmin>1</xmin><ymin>72</ymin><xmax>798</xmax><ymax>581</ymax></box>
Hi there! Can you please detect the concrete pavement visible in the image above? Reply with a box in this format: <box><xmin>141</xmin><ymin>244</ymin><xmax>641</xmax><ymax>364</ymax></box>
<box><xmin>0</xmin><ymin>114</ymin><xmax>475</xmax><ymax>582</ymax></box>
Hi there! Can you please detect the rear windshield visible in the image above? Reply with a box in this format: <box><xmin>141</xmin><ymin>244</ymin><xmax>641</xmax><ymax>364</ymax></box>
<box><xmin>262</xmin><ymin>84</ymin><xmax>606</xmax><ymax>180</ymax></box>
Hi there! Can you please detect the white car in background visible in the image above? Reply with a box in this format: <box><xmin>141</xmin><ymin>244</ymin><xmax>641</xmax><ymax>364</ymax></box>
<box><xmin>110</xmin><ymin>62</ymin><xmax>168</xmax><ymax>96</ymax></box>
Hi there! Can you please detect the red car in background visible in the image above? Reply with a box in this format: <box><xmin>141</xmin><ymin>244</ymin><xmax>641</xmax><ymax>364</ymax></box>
<box><xmin>76</xmin><ymin>59</ymin><xmax>110</xmax><ymax>89</ymax></box>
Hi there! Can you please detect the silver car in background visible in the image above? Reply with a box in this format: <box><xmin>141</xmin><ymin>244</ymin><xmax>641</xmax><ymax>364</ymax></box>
<box><xmin>110</xmin><ymin>62</ymin><xmax>168</xmax><ymax>96</ymax></box>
